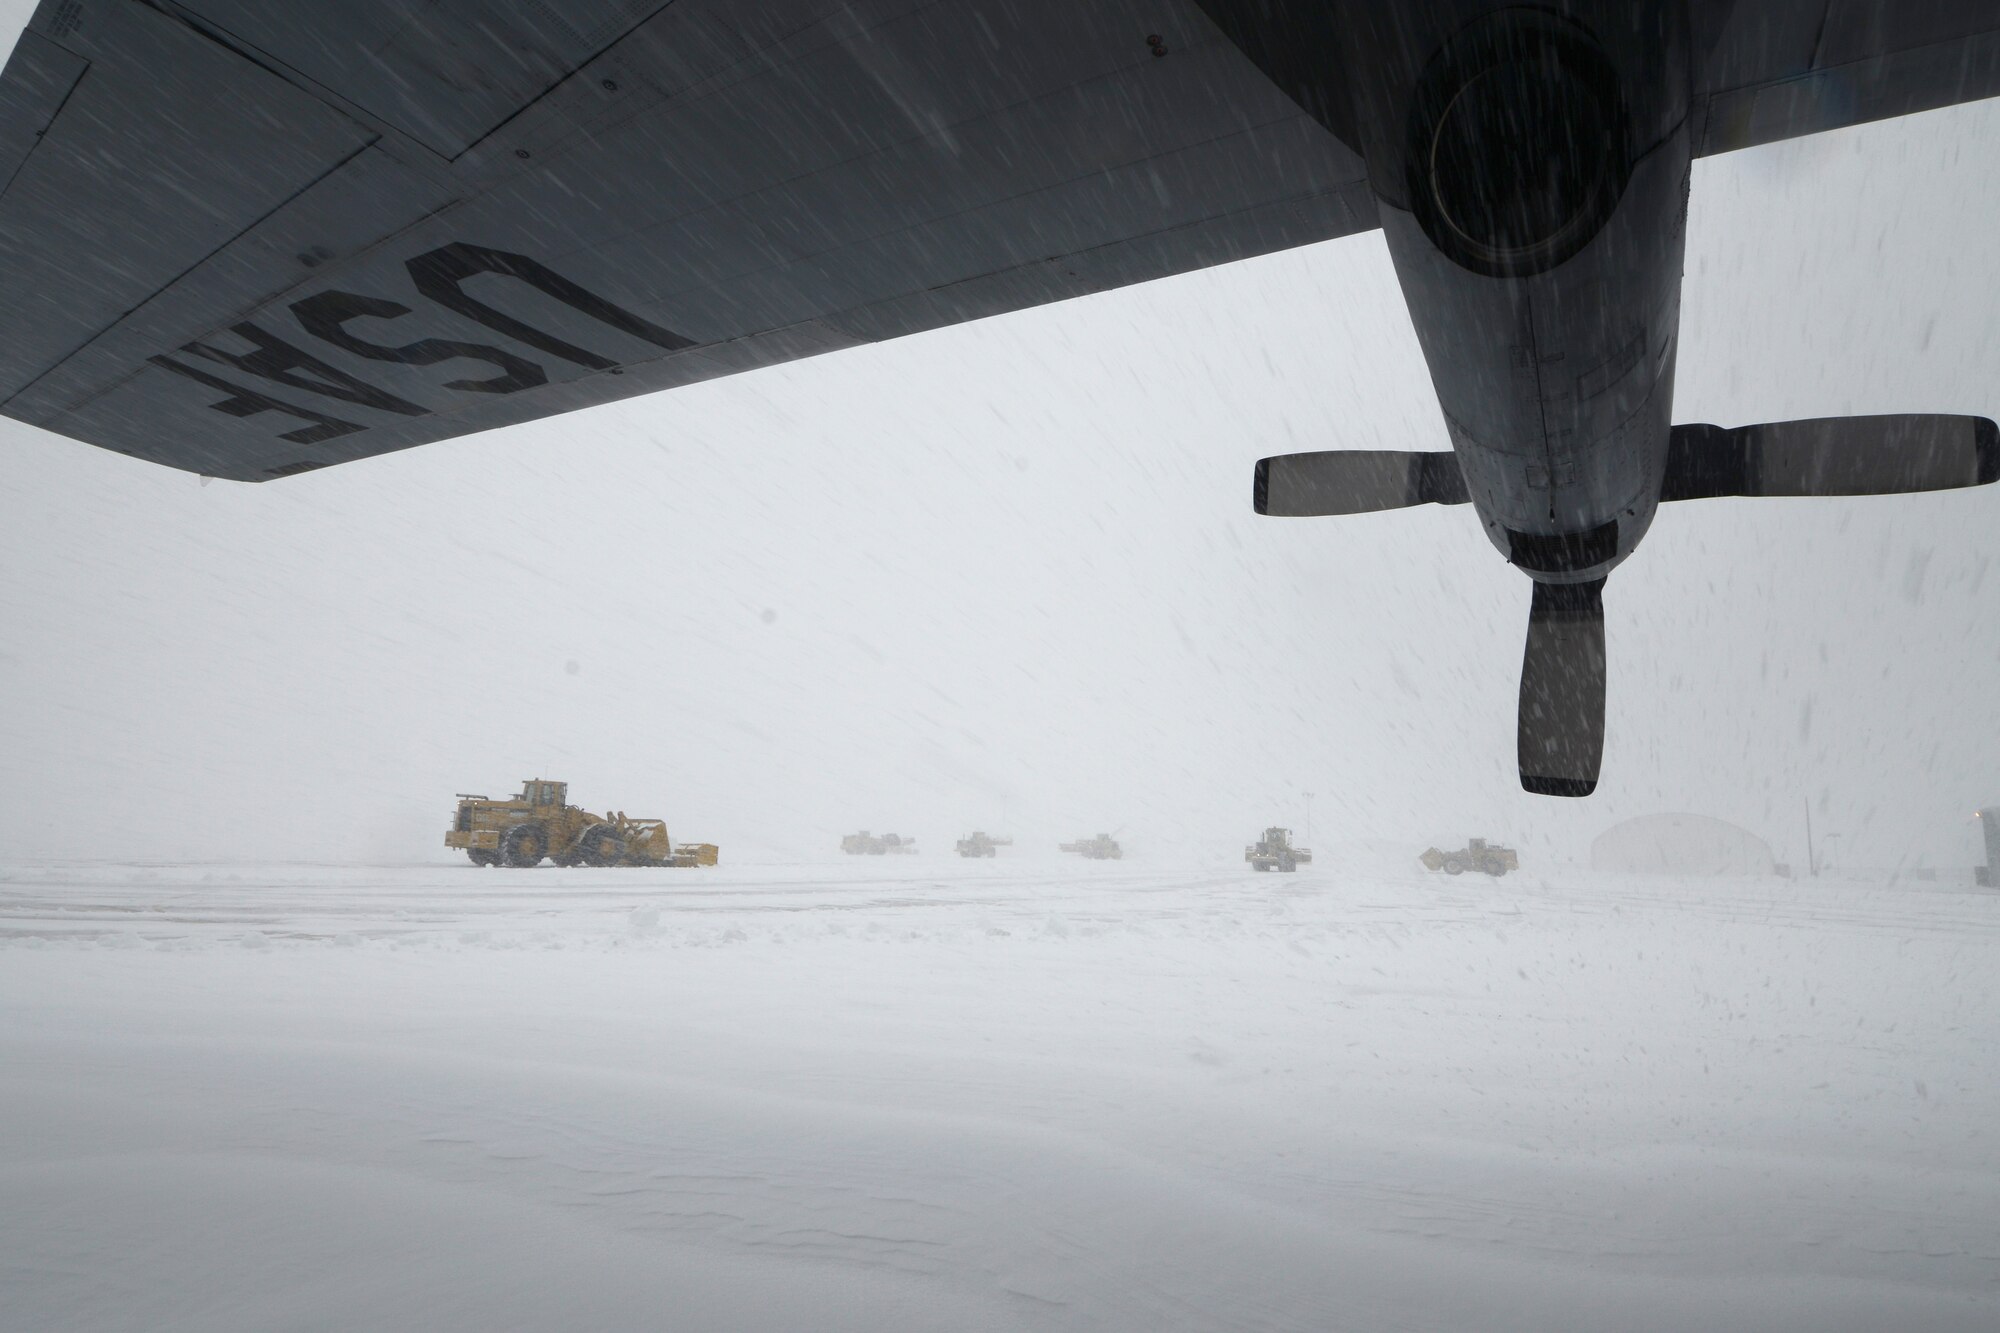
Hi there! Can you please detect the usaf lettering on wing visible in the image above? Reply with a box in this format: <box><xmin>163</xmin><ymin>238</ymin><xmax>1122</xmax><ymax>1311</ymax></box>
<box><xmin>148</xmin><ymin>243</ymin><xmax>693</xmax><ymax>447</ymax></box>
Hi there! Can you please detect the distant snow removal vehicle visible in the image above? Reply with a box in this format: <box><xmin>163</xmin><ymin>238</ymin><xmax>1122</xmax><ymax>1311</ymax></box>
<box><xmin>1978</xmin><ymin>808</ymin><xmax>1998</xmax><ymax>888</ymax></box>
<box><xmin>1059</xmin><ymin>834</ymin><xmax>1123</xmax><ymax>860</ymax></box>
<box><xmin>955</xmin><ymin>831</ymin><xmax>1012</xmax><ymax>858</ymax></box>
<box><xmin>841</xmin><ymin>831</ymin><xmax>916</xmax><ymax>855</ymax></box>
<box><xmin>1420</xmin><ymin>839</ymin><xmax>1518</xmax><ymax>877</ymax></box>
<box><xmin>446</xmin><ymin>779</ymin><xmax>717</xmax><ymax>868</ymax></box>
<box><xmin>1245</xmin><ymin>827</ymin><xmax>1311</xmax><ymax>873</ymax></box>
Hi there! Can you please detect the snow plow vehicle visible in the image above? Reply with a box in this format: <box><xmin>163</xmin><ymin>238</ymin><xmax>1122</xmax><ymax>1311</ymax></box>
<box><xmin>446</xmin><ymin>779</ymin><xmax>717</xmax><ymax>868</ymax></box>
<box><xmin>1245</xmin><ymin>827</ymin><xmax>1311</xmax><ymax>872</ymax></box>
<box><xmin>955</xmin><ymin>831</ymin><xmax>1012</xmax><ymax>858</ymax></box>
<box><xmin>841</xmin><ymin>831</ymin><xmax>916</xmax><ymax>855</ymax></box>
<box><xmin>1420</xmin><ymin>839</ymin><xmax>1518</xmax><ymax>877</ymax></box>
<box><xmin>1059</xmin><ymin>834</ymin><xmax>1123</xmax><ymax>860</ymax></box>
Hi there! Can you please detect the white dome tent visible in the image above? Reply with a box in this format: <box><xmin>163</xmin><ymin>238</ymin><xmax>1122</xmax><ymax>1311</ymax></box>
<box><xmin>1591</xmin><ymin>813</ymin><xmax>1778</xmax><ymax>876</ymax></box>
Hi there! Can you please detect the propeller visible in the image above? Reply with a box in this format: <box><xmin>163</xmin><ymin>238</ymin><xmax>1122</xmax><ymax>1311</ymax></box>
<box><xmin>1253</xmin><ymin>449</ymin><xmax>1468</xmax><ymax>515</ymax></box>
<box><xmin>1517</xmin><ymin>577</ymin><xmax>1606</xmax><ymax>798</ymax></box>
<box><xmin>1662</xmin><ymin>414</ymin><xmax>1997</xmax><ymax>500</ymax></box>
<box><xmin>1256</xmin><ymin>417</ymin><xmax>1994</xmax><ymax>800</ymax></box>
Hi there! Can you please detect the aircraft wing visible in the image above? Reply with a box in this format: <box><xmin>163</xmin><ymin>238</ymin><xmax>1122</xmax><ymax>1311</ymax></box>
<box><xmin>0</xmin><ymin>1</ymin><xmax>1373</xmax><ymax>481</ymax></box>
<box><xmin>1696</xmin><ymin>1</ymin><xmax>2000</xmax><ymax>155</ymax></box>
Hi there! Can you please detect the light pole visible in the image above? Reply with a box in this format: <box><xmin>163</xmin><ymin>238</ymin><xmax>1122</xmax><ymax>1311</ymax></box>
<box><xmin>1977</xmin><ymin>809</ymin><xmax>1995</xmax><ymax>888</ymax></box>
<box><xmin>1804</xmin><ymin>797</ymin><xmax>1816</xmax><ymax>878</ymax></box>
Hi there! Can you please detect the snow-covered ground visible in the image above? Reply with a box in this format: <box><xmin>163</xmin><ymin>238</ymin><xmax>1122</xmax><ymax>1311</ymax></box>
<box><xmin>3</xmin><ymin>857</ymin><xmax>1997</xmax><ymax>1331</ymax></box>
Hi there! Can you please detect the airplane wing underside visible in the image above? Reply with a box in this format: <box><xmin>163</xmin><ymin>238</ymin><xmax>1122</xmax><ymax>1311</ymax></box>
<box><xmin>1695</xmin><ymin>0</ymin><xmax>2000</xmax><ymax>155</ymax></box>
<box><xmin>0</xmin><ymin>0</ymin><xmax>1373</xmax><ymax>481</ymax></box>
<box><xmin>6</xmin><ymin>2</ymin><xmax>2000</xmax><ymax>483</ymax></box>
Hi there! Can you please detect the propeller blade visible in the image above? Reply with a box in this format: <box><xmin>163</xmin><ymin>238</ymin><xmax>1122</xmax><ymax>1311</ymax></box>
<box><xmin>1663</xmin><ymin>415</ymin><xmax>1998</xmax><ymax>500</ymax></box>
<box><xmin>1253</xmin><ymin>450</ymin><xmax>1468</xmax><ymax>516</ymax></box>
<box><xmin>1518</xmin><ymin>578</ymin><xmax>1607</xmax><ymax>798</ymax></box>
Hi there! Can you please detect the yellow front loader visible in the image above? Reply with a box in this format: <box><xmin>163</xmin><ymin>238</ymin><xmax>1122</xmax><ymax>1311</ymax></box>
<box><xmin>444</xmin><ymin>778</ymin><xmax>716</xmax><ymax>868</ymax></box>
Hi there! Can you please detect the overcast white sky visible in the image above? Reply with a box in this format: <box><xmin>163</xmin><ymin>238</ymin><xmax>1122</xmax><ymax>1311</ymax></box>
<box><xmin>0</xmin><ymin>9</ymin><xmax>1994</xmax><ymax>868</ymax></box>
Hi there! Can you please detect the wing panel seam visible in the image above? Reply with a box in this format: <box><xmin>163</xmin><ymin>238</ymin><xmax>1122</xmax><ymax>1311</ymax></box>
<box><xmin>2</xmin><ymin>136</ymin><xmax>381</xmax><ymax>418</ymax></box>
<box><xmin>0</xmin><ymin>47</ymin><xmax>88</xmax><ymax>201</ymax></box>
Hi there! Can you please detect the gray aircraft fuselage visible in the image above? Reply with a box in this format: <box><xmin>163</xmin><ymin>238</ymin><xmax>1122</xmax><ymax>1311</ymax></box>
<box><xmin>1342</xmin><ymin>1</ymin><xmax>1692</xmax><ymax>584</ymax></box>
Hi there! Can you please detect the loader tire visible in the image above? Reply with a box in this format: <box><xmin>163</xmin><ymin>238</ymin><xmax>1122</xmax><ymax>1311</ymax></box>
<box><xmin>1482</xmin><ymin>858</ymin><xmax>1506</xmax><ymax>877</ymax></box>
<box><xmin>1252</xmin><ymin>862</ymin><xmax>1269</xmax><ymax>872</ymax></box>
<box><xmin>502</xmin><ymin>823</ymin><xmax>548</xmax><ymax>868</ymax></box>
<box><xmin>1443</xmin><ymin>855</ymin><xmax>1466</xmax><ymax>875</ymax></box>
<box><xmin>579</xmin><ymin>825</ymin><xmax>627</xmax><ymax>868</ymax></box>
<box><xmin>468</xmin><ymin>848</ymin><xmax>499</xmax><ymax>867</ymax></box>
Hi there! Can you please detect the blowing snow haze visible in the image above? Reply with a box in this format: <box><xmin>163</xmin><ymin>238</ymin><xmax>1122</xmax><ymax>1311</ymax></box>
<box><xmin>0</xmin><ymin>4</ymin><xmax>1995</xmax><ymax>869</ymax></box>
<box><xmin>7</xmin><ymin>5</ymin><xmax>2000</xmax><ymax>1331</ymax></box>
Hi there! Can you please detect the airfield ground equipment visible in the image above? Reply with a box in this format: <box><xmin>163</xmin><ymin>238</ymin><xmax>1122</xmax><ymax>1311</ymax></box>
<box><xmin>1979</xmin><ymin>808</ymin><xmax>1999</xmax><ymax>888</ymax></box>
<box><xmin>445</xmin><ymin>779</ymin><xmax>717</xmax><ymax>868</ymax></box>
<box><xmin>1419</xmin><ymin>839</ymin><xmax>1518</xmax><ymax>877</ymax></box>
<box><xmin>956</xmin><ymin>831</ymin><xmax>1012</xmax><ymax>858</ymax></box>
<box><xmin>841</xmin><ymin>831</ymin><xmax>915</xmax><ymax>855</ymax></box>
<box><xmin>1245</xmin><ymin>827</ymin><xmax>1311</xmax><ymax>873</ymax></box>
<box><xmin>1059</xmin><ymin>834</ymin><xmax>1123</xmax><ymax>860</ymax></box>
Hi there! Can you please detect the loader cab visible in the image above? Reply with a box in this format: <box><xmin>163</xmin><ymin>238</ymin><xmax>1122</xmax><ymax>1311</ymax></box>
<box><xmin>520</xmin><ymin>779</ymin><xmax>566</xmax><ymax>808</ymax></box>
